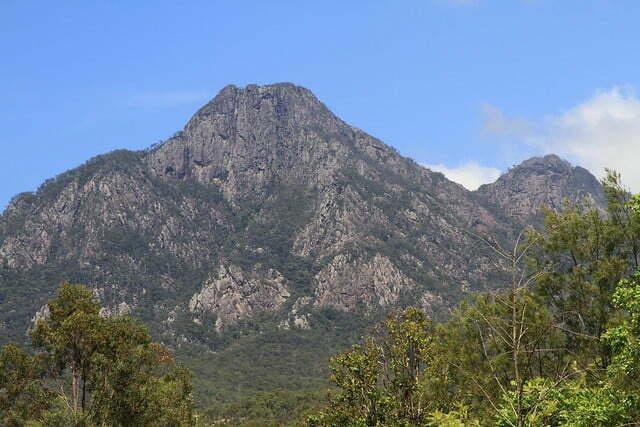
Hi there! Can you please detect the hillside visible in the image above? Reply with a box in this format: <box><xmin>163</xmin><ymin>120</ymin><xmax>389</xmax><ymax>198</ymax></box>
<box><xmin>0</xmin><ymin>83</ymin><xmax>605</xmax><ymax>413</ymax></box>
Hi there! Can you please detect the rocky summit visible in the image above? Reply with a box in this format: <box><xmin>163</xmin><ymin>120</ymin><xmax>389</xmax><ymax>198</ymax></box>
<box><xmin>0</xmin><ymin>83</ymin><xmax>603</xmax><ymax>348</ymax></box>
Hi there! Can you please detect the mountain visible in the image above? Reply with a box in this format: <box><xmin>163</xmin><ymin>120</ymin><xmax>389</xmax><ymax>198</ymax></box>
<box><xmin>0</xmin><ymin>83</ymin><xmax>605</xmax><ymax>409</ymax></box>
<box><xmin>477</xmin><ymin>154</ymin><xmax>604</xmax><ymax>224</ymax></box>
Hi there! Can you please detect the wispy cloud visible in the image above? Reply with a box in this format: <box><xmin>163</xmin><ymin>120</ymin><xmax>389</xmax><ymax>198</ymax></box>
<box><xmin>484</xmin><ymin>86</ymin><xmax>640</xmax><ymax>191</ymax></box>
<box><xmin>422</xmin><ymin>161</ymin><xmax>501</xmax><ymax>190</ymax></box>
<box><xmin>129</xmin><ymin>91</ymin><xmax>210</xmax><ymax>108</ymax></box>
<box><xmin>481</xmin><ymin>104</ymin><xmax>530</xmax><ymax>136</ymax></box>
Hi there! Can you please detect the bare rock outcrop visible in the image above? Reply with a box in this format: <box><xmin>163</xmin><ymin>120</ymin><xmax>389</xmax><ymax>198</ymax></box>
<box><xmin>314</xmin><ymin>253</ymin><xmax>416</xmax><ymax>310</ymax></box>
<box><xmin>189</xmin><ymin>263</ymin><xmax>291</xmax><ymax>330</ymax></box>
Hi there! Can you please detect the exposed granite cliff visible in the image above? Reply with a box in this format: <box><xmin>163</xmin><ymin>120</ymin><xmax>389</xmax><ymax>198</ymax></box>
<box><xmin>189</xmin><ymin>263</ymin><xmax>290</xmax><ymax>331</ymax></box>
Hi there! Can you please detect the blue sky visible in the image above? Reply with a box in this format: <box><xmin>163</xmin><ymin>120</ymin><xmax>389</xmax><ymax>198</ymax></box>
<box><xmin>3</xmin><ymin>0</ymin><xmax>640</xmax><ymax>209</ymax></box>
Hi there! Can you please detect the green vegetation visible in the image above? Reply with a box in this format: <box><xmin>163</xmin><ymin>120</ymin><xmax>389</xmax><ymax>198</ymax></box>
<box><xmin>306</xmin><ymin>172</ymin><xmax>640</xmax><ymax>425</ymax></box>
<box><xmin>308</xmin><ymin>308</ymin><xmax>437</xmax><ymax>426</ymax></box>
<box><xmin>185</xmin><ymin>308</ymin><xmax>373</xmax><ymax>424</ymax></box>
<box><xmin>206</xmin><ymin>389</ymin><xmax>325</xmax><ymax>426</ymax></box>
<box><xmin>5</xmin><ymin>167</ymin><xmax>640</xmax><ymax>425</ymax></box>
<box><xmin>0</xmin><ymin>283</ymin><xmax>196</xmax><ymax>426</ymax></box>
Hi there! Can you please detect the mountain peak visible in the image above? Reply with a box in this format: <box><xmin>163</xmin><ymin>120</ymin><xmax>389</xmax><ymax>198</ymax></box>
<box><xmin>517</xmin><ymin>154</ymin><xmax>572</xmax><ymax>172</ymax></box>
<box><xmin>146</xmin><ymin>82</ymin><xmax>375</xmax><ymax>205</ymax></box>
<box><xmin>477</xmin><ymin>154</ymin><xmax>603</xmax><ymax>222</ymax></box>
<box><xmin>214</xmin><ymin>82</ymin><xmax>312</xmax><ymax>97</ymax></box>
<box><xmin>191</xmin><ymin>82</ymin><xmax>326</xmax><ymax>122</ymax></box>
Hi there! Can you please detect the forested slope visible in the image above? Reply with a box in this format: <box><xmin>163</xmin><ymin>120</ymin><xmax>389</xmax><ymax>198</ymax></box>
<box><xmin>0</xmin><ymin>83</ymin><xmax>606</xmax><ymax>419</ymax></box>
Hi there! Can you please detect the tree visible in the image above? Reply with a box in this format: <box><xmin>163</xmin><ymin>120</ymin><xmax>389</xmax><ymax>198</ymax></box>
<box><xmin>602</xmin><ymin>258</ymin><xmax>640</xmax><ymax>421</ymax></box>
<box><xmin>495</xmin><ymin>377</ymin><xmax>634</xmax><ymax>426</ymax></box>
<box><xmin>490</xmin><ymin>187</ymin><xmax>640</xmax><ymax>426</ymax></box>
<box><xmin>0</xmin><ymin>344</ymin><xmax>51</xmax><ymax>425</ymax></box>
<box><xmin>90</xmin><ymin>343</ymin><xmax>195</xmax><ymax>426</ymax></box>
<box><xmin>308</xmin><ymin>308</ymin><xmax>436</xmax><ymax>426</ymax></box>
<box><xmin>439</xmin><ymin>290</ymin><xmax>566</xmax><ymax>426</ymax></box>
<box><xmin>439</xmin><ymin>229</ymin><xmax>567</xmax><ymax>426</ymax></box>
<box><xmin>0</xmin><ymin>282</ymin><xmax>198</xmax><ymax>426</ymax></box>
<box><xmin>31</xmin><ymin>283</ymin><xmax>102</xmax><ymax>412</ymax></box>
<box><xmin>527</xmin><ymin>172</ymin><xmax>640</xmax><ymax>373</ymax></box>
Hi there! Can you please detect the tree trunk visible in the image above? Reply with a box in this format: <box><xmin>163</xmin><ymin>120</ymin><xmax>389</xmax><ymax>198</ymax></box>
<box><xmin>71</xmin><ymin>366</ymin><xmax>79</xmax><ymax>412</ymax></box>
<box><xmin>82</xmin><ymin>372</ymin><xmax>86</xmax><ymax>412</ymax></box>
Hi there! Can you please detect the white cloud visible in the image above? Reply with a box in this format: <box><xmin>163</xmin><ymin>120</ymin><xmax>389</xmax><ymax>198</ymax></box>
<box><xmin>484</xmin><ymin>86</ymin><xmax>640</xmax><ymax>191</ymax></box>
<box><xmin>422</xmin><ymin>161</ymin><xmax>501</xmax><ymax>190</ymax></box>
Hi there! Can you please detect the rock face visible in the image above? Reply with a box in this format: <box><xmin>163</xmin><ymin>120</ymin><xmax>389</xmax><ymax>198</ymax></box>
<box><xmin>146</xmin><ymin>84</ymin><xmax>347</xmax><ymax>206</ymax></box>
<box><xmin>0</xmin><ymin>83</ymin><xmax>605</xmax><ymax>346</ymax></box>
<box><xmin>313</xmin><ymin>253</ymin><xmax>416</xmax><ymax>310</ymax></box>
<box><xmin>189</xmin><ymin>263</ymin><xmax>290</xmax><ymax>331</ymax></box>
<box><xmin>476</xmin><ymin>154</ymin><xmax>604</xmax><ymax>224</ymax></box>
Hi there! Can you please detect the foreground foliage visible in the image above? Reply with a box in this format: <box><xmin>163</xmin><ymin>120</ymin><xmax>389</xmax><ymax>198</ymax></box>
<box><xmin>0</xmin><ymin>283</ymin><xmax>196</xmax><ymax>426</ymax></box>
<box><xmin>307</xmin><ymin>173</ymin><xmax>640</xmax><ymax>426</ymax></box>
<box><xmin>308</xmin><ymin>308</ymin><xmax>436</xmax><ymax>426</ymax></box>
